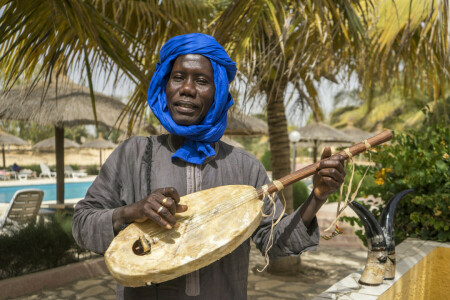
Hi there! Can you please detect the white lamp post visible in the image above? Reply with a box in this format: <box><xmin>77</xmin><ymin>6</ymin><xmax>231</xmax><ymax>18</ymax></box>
<box><xmin>289</xmin><ymin>130</ymin><xmax>301</xmax><ymax>172</ymax></box>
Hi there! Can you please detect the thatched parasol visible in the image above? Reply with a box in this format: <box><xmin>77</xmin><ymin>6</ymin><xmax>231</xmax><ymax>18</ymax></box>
<box><xmin>81</xmin><ymin>133</ymin><xmax>116</xmax><ymax>167</ymax></box>
<box><xmin>225</xmin><ymin>111</ymin><xmax>268</xmax><ymax>136</ymax></box>
<box><xmin>220</xmin><ymin>136</ymin><xmax>244</xmax><ymax>149</ymax></box>
<box><xmin>0</xmin><ymin>77</ymin><xmax>127</xmax><ymax>205</ymax></box>
<box><xmin>341</xmin><ymin>125</ymin><xmax>373</xmax><ymax>143</ymax></box>
<box><xmin>0</xmin><ymin>80</ymin><xmax>127</xmax><ymax>128</ymax></box>
<box><xmin>32</xmin><ymin>137</ymin><xmax>80</xmax><ymax>150</ymax></box>
<box><xmin>296</xmin><ymin>122</ymin><xmax>352</xmax><ymax>162</ymax></box>
<box><xmin>0</xmin><ymin>129</ymin><xmax>28</xmax><ymax>168</ymax></box>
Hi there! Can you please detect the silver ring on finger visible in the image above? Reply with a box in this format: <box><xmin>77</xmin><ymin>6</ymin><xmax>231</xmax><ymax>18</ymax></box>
<box><xmin>161</xmin><ymin>197</ymin><xmax>168</xmax><ymax>205</ymax></box>
<box><xmin>157</xmin><ymin>206</ymin><xmax>164</xmax><ymax>213</ymax></box>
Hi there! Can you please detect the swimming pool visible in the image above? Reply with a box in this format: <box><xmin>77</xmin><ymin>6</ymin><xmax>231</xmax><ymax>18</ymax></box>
<box><xmin>0</xmin><ymin>181</ymin><xmax>93</xmax><ymax>203</ymax></box>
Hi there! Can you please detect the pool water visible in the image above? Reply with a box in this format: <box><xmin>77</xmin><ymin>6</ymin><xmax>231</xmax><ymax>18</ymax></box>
<box><xmin>0</xmin><ymin>181</ymin><xmax>93</xmax><ymax>203</ymax></box>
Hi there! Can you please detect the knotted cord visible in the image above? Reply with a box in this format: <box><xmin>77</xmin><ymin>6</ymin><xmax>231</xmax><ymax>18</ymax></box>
<box><xmin>258</xmin><ymin>180</ymin><xmax>286</xmax><ymax>272</ymax></box>
<box><xmin>321</xmin><ymin>140</ymin><xmax>372</xmax><ymax>240</ymax></box>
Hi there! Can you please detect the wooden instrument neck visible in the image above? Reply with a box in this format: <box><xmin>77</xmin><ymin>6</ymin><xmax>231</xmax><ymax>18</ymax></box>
<box><xmin>256</xmin><ymin>130</ymin><xmax>393</xmax><ymax>198</ymax></box>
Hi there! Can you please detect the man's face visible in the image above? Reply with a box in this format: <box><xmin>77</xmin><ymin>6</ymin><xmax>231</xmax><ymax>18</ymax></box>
<box><xmin>166</xmin><ymin>54</ymin><xmax>215</xmax><ymax>125</ymax></box>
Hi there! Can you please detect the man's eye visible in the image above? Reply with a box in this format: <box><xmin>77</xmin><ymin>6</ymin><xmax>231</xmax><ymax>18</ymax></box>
<box><xmin>196</xmin><ymin>79</ymin><xmax>208</xmax><ymax>85</ymax></box>
<box><xmin>172</xmin><ymin>76</ymin><xmax>183</xmax><ymax>81</ymax></box>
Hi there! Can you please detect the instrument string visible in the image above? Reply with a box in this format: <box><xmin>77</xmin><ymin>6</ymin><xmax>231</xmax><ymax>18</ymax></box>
<box><xmin>322</xmin><ymin>142</ymin><xmax>372</xmax><ymax>239</ymax></box>
<box><xmin>138</xmin><ymin>182</ymin><xmax>286</xmax><ymax>255</ymax></box>
<box><xmin>134</xmin><ymin>190</ymin><xmax>263</xmax><ymax>248</ymax></box>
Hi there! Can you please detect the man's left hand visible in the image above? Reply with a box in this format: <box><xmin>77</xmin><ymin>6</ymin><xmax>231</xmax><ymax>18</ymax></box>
<box><xmin>312</xmin><ymin>147</ymin><xmax>346</xmax><ymax>202</ymax></box>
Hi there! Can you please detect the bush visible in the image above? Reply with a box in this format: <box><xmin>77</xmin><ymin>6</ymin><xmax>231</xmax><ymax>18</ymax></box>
<box><xmin>327</xmin><ymin>163</ymin><xmax>376</xmax><ymax>203</ymax></box>
<box><xmin>8</xmin><ymin>164</ymin><xmax>40</xmax><ymax>174</ymax></box>
<box><xmin>85</xmin><ymin>164</ymin><xmax>99</xmax><ymax>175</ymax></box>
<box><xmin>260</xmin><ymin>149</ymin><xmax>272</xmax><ymax>171</ymax></box>
<box><xmin>293</xmin><ymin>181</ymin><xmax>309</xmax><ymax>210</ymax></box>
<box><xmin>352</xmin><ymin>120</ymin><xmax>449</xmax><ymax>245</ymax></box>
<box><xmin>0</xmin><ymin>214</ymin><xmax>90</xmax><ymax>279</ymax></box>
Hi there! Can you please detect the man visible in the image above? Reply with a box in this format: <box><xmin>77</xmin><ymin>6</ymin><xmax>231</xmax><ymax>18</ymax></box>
<box><xmin>72</xmin><ymin>33</ymin><xmax>345</xmax><ymax>300</ymax></box>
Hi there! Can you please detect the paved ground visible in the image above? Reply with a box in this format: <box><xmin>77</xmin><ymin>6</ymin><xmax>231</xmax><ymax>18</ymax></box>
<box><xmin>12</xmin><ymin>243</ymin><xmax>366</xmax><ymax>300</ymax></box>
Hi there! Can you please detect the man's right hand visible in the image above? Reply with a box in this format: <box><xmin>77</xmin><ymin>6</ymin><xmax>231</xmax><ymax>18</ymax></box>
<box><xmin>113</xmin><ymin>187</ymin><xmax>188</xmax><ymax>233</ymax></box>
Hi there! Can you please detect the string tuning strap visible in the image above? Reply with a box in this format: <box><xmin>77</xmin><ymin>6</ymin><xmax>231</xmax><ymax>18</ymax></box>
<box><xmin>272</xmin><ymin>180</ymin><xmax>284</xmax><ymax>192</ymax></box>
<box><xmin>344</xmin><ymin>148</ymin><xmax>353</xmax><ymax>159</ymax></box>
<box><xmin>261</xmin><ymin>184</ymin><xmax>269</xmax><ymax>194</ymax></box>
<box><xmin>321</xmin><ymin>225</ymin><xmax>343</xmax><ymax>240</ymax></box>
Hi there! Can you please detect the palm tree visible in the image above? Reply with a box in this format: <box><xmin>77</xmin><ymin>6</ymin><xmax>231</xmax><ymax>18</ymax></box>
<box><xmin>212</xmin><ymin>0</ymin><xmax>448</xmax><ymax>213</ymax></box>
<box><xmin>0</xmin><ymin>0</ymin><xmax>218</xmax><ymax>205</ymax></box>
<box><xmin>212</xmin><ymin>0</ymin><xmax>367</xmax><ymax>212</ymax></box>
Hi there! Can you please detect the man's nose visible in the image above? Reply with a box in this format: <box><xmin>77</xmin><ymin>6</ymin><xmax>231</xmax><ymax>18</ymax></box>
<box><xmin>179</xmin><ymin>78</ymin><xmax>196</xmax><ymax>97</ymax></box>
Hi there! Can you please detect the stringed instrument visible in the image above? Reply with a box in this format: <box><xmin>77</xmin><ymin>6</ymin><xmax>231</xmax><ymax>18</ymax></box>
<box><xmin>105</xmin><ymin>130</ymin><xmax>393</xmax><ymax>287</ymax></box>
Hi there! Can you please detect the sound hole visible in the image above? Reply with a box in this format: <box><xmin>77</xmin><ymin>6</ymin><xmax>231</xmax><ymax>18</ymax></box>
<box><xmin>132</xmin><ymin>237</ymin><xmax>151</xmax><ymax>256</ymax></box>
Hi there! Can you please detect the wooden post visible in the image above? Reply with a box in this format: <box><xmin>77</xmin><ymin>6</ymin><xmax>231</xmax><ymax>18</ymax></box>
<box><xmin>55</xmin><ymin>125</ymin><xmax>65</xmax><ymax>205</ymax></box>
<box><xmin>2</xmin><ymin>144</ymin><xmax>5</xmax><ymax>169</ymax></box>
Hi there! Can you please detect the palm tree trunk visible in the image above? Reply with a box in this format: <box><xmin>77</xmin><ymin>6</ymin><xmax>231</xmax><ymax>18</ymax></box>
<box><xmin>55</xmin><ymin>125</ymin><xmax>65</xmax><ymax>205</ymax></box>
<box><xmin>265</xmin><ymin>80</ymin><xmax>302</xmax><ymax>275</ymax></box>
<box><xmin>266</xmin><ymin>81</ymin><xmax>293</xmax><ymax>213</ymax></box>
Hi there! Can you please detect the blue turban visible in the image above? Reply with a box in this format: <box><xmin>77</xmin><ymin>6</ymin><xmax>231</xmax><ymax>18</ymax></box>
<box><xmin>147</xmin><ymin>33</ymin><xmax>237</xmax><ymax>165</ymax></box>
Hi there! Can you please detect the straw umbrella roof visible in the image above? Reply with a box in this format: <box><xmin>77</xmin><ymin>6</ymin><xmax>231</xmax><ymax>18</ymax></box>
<box><xmin>294</xmin><ymin>122</ymin><xmax>352</xmax><ymax>162</ymax></box>
<box><xmin>225</xmin><ymin>111</ymin><xmax>268</xmax><ymax>136</ymax></box>
<box><xmin>296</xmin><ymin>122</ymin><xmax>352</xmax><ymax>143</ymax></box>
<box><xmin>32</xmin><ymin>137</ymin><xmax>80</xmax><ymax>150</ymax></box>
<box><xmin>341</xmin><ymin>125</ymin><xmax>373</xmax><ymax>143</ymax></box>
<box><xmin>0</xmin><ymin>78</ymin><xmax>127</xmax><ymax>129</ymax></box>
<box><xmin>81</xmin><ymin>134</ymin><xmax>116</xmax><ymax>149</ymax></box>
<box><xmin>0</xmin><ymin>129</ymin><xmax>28</xmax><ymax>169</ymax></box>
<box><xmin>0</xmin><ymin>130</ymin><xmax>28</xmax><ymax>146</ymax></box>
<box><xmin>0</xmin><ymin>77</ymin><xmax>128</xmax><ymax>205</ymax></box>
<box><xmin>220</xmin><ymin>136</ymin><xmax>244</xmax><ymax>149</ymax></box>
<box><xmin>81</xmin><ymin>133</ymin><xmax>116</xmax><ymax>167</ymax></box>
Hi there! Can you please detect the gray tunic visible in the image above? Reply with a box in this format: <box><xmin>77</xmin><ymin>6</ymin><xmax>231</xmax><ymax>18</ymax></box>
<box><xmin>72</xmin><ymin>135</ymin><xmax>319</xmax><ymax>300</ymax></box>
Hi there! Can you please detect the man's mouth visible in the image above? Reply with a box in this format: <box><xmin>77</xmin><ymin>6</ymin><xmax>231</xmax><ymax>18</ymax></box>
<box><xmin>174</xmin><ymin>101</ymin><xmax>198</xmax><ymax>113</ymax></box>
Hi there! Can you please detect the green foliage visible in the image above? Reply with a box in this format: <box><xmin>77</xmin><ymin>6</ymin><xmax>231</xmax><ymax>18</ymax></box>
<box><xmin>341</xmin><ymin>215</ymin><xmax>368</xmax><ymax>247</ymax></box>
<box><xmin>85</xmin><ymin>164</ymin><xmax>99</xmax><ymax>175</ymax></box>
<box><xmin>0</xmin><ymin>121</ymin><xmax>91</xmax><ymax>144</ymax></box>
<box><xmin>64</xmin><ymin>126</ymin><xmax>90</xmax><ymax>144</ymax></box>
<box><xmin>356</xmin><ymin>121</ymin><xmax>449</xmax><ymax>244</ymax></box>
<box><xmin>292</xmin><ymin>181</ymin><xmax>309</xmax><ymax>210</ymax></box>
<box><xmin>233</xmin><ymin>136</ymin><xmax>269</xmax><ymax>162</ymax></box>
<box><xmin>327</xmin><ymin>162</ymin><xmax>376</xmax><ymax>203</ymax></box>
<box><xmin>0</xmin><ymin>214</ymin><xmax>89</xmax><ymax>279</ymax></box>
<box><xmin>7</xmin><ymin>164</ymin><xmax>40</xmax><ymax>174</ymax></box>
<box><xmin>260</xmin><ymin>149</ymin><xmax>272</xmax><ymax>171</ymax></box>
<box><xmin>1</xmin><ymin>121</ymin><xmax>53</xmax><ymax>144</ymax></box>
<box><xmin>97</xmin><ymin>126</ymin><xmax>122</xmax><ymax>144</ymax></box>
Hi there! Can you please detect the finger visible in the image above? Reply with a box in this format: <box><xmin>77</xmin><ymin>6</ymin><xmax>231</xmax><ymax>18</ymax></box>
<box><xmin>318</xmin><ymin>159</ymin><xmax>346</xmax><ymax>174</ymax></box>
<box><xmin>146</xmin><ymin>210</ymin><xmax>172</xmax><ymax>229</ymax></box>
<box><xmin>321</xmin><ymin>146</ymin><xmax>332</xmax><ymax>160</ymax></box>
<box><xmin>318</xmin><ymin>168</ymin><xmax>345</xmax><ymax>182</ymax></box>
<box><xmin>320</xmin><ymin>176</ymin><xmax>342</xmax><ymax>190</ymax></box>
<box><xmin>158</xmin><ymin>196</ymin><xmax>176</xmax><ymax>215</ymax></box>
<box><xmin>149</xmin><ymin>200</ymin><xmax>177</xmax><ymax>226</ymax></box>
<box><xmin>176</xmin><ymin>204</ymin><xmax>188</xmax><ymax>213</ymax></box>
<box><xmin>162</xmin><ymin>187</ymin><xmax>181</xmax><ymax>204</ymax></box>
<box><xmin>157</xmin><ymin>206</ymin><xmax>178</xmax><ymax>226</ymax></box>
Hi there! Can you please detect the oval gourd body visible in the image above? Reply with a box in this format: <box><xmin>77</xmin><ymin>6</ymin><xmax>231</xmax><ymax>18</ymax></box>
<box><xmin>105</xmin><ymin>185</ymin><xmax>262</xmax><ymax>287</ymax></box>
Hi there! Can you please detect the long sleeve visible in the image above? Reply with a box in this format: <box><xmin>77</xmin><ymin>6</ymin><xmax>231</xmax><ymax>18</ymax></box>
<box><xmin>72</xmin><ymin>138</ymin><xmax>142</xmax><ymax>254</ymax></box>
<box><xmin>251</xmin><ymin>162</ymin><xmax>320</xmax><ymax>258</ymax></box>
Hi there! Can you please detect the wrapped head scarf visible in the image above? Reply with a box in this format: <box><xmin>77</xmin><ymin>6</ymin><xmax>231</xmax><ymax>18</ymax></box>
<box><xmin>147</xmin><ymin>33</ymin><xmax>237</xmax><ymax>165</ymax></box>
